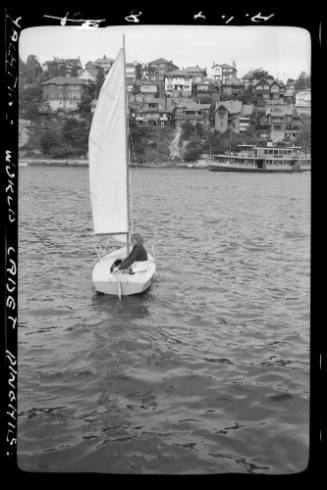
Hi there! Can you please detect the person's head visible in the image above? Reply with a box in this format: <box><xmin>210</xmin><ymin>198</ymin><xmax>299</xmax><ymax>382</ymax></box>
<box><xmin>131</xmin><ymin>233</ymin><xmax>144</xmax><ymax>245</ymax></box>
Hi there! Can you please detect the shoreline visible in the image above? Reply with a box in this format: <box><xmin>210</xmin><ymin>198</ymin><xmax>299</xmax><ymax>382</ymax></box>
<box><xmin>19</xmin><ymin>158</ymin><xmax>88</xmax><ymax>167</ymax></box>
<box><xmin>19</xmin><ymin>158</ymin><xmax>209</xmax><ymax>168</ymax></box>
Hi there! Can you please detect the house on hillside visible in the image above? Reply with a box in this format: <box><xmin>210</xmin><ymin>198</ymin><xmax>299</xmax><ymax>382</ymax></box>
<box><xmin>295</xmin><ymin>89</ymin><xmax>311</xmax><ymax>115</ymax></box>
<box><xmin>221</xmin><ymin>77</ymin><xmax>244</xmax><ymax>98</ymax></box>
<box><xmin>164</xmin><ymin>69</ymin><xmax>193</xmax><ymax>97</ymax></box>
<box><xmin>193</xmin><ymin>80</ymin><xmax>217</xmax><ymax>104</ymax></box>
<box><xmin>85</xmin><ymin>61</ymin><xmax>96</xmax><ymax>71</ymax></box>
<box><xmin>139</xmin><ymin>81</ymin><xmax>159</xmax><ymax>95</ymax></box>
<box><xmin>172</xmin><ymin>102</ymin><xmax>211</xmax><ymax>128</ymax></box>
<box><xmin>147</xmin><ymin>58</ymin><xmax>178</xmax><ymax>82</ymax></box>
<box><xmin>94</xmin><ymin>55</ymin><xmax>114</xmax><ymax>74</ymax></box>
<box><xmin>129</xmin><ymin>92</ymin><xmax>159</xmax><ymax>104</ymax></box>
<box><xmin>41</xmin><ymin>76</ymin><xmax>89</xmax><ymax>113</ymax></box>
<box><xmin>209</xmin><ymin>62</ymin><xmax>237</xmax><ymax>84</ymax></box>
<box><xmin>43</xmin><ymin>57</ymin><xmax>83</xmax><ymax>77</ymax></box>
<box><xmin>259</xmin><ymin>105</ymin><xmax>296</xmax><ymax>142</ymax></box>
<box><xmin>253</xmin><ymin>76</ymin><xmax>285</xmax><ymax>104</ymax></box>
<box><xmin>239</xmin><ymin>104</ymin><xmax>254</xmax><ymax>133</ymax></box>
<box><xmin>194</xmin><ymin>80</ymin><xmax>210</xmax><ymax>94</ymax></box>
<box><xmin>214</xmin><ymin>101</ymin><xmax>253</xmax><ymax>133</ymax></box>
<box><xmin>183</xmin><ymin>66</ymin><xmax>207</xmax><ymax>83</ymax></box>
<box><xmin>133</xmin><ymin>99</ymin><xmax>171</xmax><ymax>127</ymax></box>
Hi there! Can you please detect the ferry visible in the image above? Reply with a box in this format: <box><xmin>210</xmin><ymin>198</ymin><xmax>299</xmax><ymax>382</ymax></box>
<box><xmin>208</xmin><ymin>144</ymin><xmax>311</xmax><ymax>173</ymax></box>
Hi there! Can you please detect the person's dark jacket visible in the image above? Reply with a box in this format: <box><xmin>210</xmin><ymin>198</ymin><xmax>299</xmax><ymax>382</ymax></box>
<box><xmin>118</xmin><ymin>244</ymin><xmax>148</xmax><ymax>270</ymax></box>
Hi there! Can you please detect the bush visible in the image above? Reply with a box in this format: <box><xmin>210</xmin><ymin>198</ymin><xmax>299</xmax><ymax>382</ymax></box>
<box><xmin>181</xmin><ymin>121</ymin><xmax>194</xmax><ymax>139</ymax></box>
<box><xmin>62</xmin><ymin>118</ymin><xmax>89</xmax><ymax>150</ymax></box>
<box><xmin>184</xmin><ymin>137</ymin><xmax>203</xmax><ymax>161</ymax></box>
<box><xmin>39</xmin><ymin>126</ymin><xmax>81</xmax><ymax>158</ymax></box>
<box><xmin>40</xmin><ymin>129</ymin><xmax>62</xmax><ymax>155</ymax></box>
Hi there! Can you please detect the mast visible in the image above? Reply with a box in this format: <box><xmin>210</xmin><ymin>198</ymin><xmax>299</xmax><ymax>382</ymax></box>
<box><xmin>123</xmin><ymin>34</ymin><xmax>131</xmax><ymax>254</ymax></box>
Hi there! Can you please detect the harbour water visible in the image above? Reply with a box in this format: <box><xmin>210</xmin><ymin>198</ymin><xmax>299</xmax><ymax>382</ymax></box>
<box><xmin>17</xmin><ymin>166</ymin><xmax>311</xmax><ymax>474</ymax></box>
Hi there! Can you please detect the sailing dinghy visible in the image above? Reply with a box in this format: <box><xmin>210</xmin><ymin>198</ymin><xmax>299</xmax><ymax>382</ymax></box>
<box><xmin>89</xmin><ymin>41</ymin><xmax>156</xmax><ymax>297</ymax></box>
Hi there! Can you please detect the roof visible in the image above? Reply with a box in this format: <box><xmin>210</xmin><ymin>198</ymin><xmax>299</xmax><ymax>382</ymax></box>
<box><xmin>57</xmin><ymin>57</ymin><xmax>81</xmax><ymax>63</ymax></box>
<box><xmin>139</xmin><ymin>96</ymin><xmax>162</xmax><ymax>104</ymax></box>
<box><xmin>221</xmin><ymin>63</ymin><xmax>235</xmax><ymax>69</ymax></box>
<box><xmin>42</xmin><ymin>77</ymin><xmax>88</xmax><ymax>86</ymax></box>
<box><xmin>165</xmin><ymin>69</ymin><xmax>193</xmax><ymax>78</ymax></box>
<box><xmin>95</xmin><ymin>56</ymin><xmax>114</xmax><ymax>64</ymax></box>
<box><xmin>212</xmin><ymin>63</ymin><xmax>235</xmax><ymax>70</ymax></box>
<box><xmin>148</xmin><ymin>57</ymin><xmax>171</xmax><ymax>65</ymax></box>
<box><xmin>241</xmin><ymin>104</ymin><xmax>254</xmax><ymax>116</ymax></box>
<box><xmin>174</xmin><ymin>103</ymin><xmax>210</xmax><ymax>111</ymax></box>
<box><xmin>223</xmin><ymin>77</ymin><xmax>243</xmax><ymax>86</ymax></box>
<box><xmin>216</xmin><ymin>100</ymin><xmax>242</xmax><ymax>114</ymax></box>
<box><xmin>184</xmin><ymin>66</ymin><xmax>206</xmax><ymax>73</ymax></box>
<box><xmin>296</xmin><ymin>89</ymin><xmax>311</xmax><ymax>95</ymax></box>
<box><xmin>44</xmin><ymin>57</ymin><xmax>81</xmax><ymax>65</ymax></box>
<box><xmin>165</xmin><ymin>97</ymin><xmax>193</xmax><ymax>111</ymax></box>
<box><xmin>254</xmin><ymin>76</ymin><xmax>284</xmax><ymax>88</ymax></box>
<box><xmin>139</xmin><ymin>101</ymin><xmax>167</xmax><ymax>113</ymax></box>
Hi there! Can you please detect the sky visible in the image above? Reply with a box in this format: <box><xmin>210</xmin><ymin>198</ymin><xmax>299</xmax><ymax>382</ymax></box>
<box><xmin>19</xmin><ymin>25</ymin><xmax>311</xmax><ymax>82</ymax></box>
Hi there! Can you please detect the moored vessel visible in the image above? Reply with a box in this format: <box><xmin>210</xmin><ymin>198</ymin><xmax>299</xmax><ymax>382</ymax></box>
<box><xmin>209</xmin><ymin>144</ymin><xmax>311</xmax><ymax>172</ymax></box>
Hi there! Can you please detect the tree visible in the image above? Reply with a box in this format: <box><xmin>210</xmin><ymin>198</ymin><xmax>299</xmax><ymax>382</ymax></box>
<box><xmin>42</xmin><ymin>59</ymin><xmax>66</xmax><ymax>81</ymax></box>
<box><xmin>39</xmin><ymin>128</ymin><xmax>64</xmax><ymax>157</ymax></box>
<box><xmin>131</xmin><ymin>82</ymin><xmax>140</xmax><ymax>94</ymax></box>
<box><xmin>78</xmin><ymin>83</ymin><xmax>96</xmax><ymax>117</ymax></box>
<box><xmin>295</xmin><ymin>71</ymin><xmax>311</xmax><ymax>90</ymax></box>
<box><xmin>181</xmin><ymin>121</ymin><xmax>194</xmax><ymax>139</ymax></box>
<box><xmin>95</xmin><ymin>67</ymin><xmax>105</xmax><ymax>98</ymax></box>
<box><xmin>70</xmin><ymin>66</ymin><xmax>79</xmax><ymax>77</ymax></box>
<box><xmin>19</xmin><ymin>85</ymin><xmax>43</xmax><ymax>120</ymax></box>
<box><xmin>195</xmin><ymin>122</ymin><xmax>204</xmax><ymax>137</ymax></box>
<box><xmin>184</xmin><ymin>136</ymin><xmax>203</xmax><ymax>161</ymax></box>
<box><xmin>251</xmin><ymin>68</ymin><xmax>268</xmax><ymax>80</ymax></box>
<box><xmin>294</xmin><ymin>114</ymin><xmax>311</xmax><ymax>151</ymax></box>
<box><xmin>24</xmin><ymin>55</ymin><xmax>43</xmax><ymax>84</ymax></box>
<box><xmin>62</xmin><ymin>118</ymin><xmax>89</xmax><ymax>152</ymax></box>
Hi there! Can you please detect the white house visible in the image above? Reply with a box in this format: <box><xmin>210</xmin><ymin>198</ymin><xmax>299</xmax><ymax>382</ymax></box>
<box><xmin>295</xmin><ymin>89</ymin><xmax>311</xmax><ymax>114</ymax></box>
<box><xmin>164</xmin><ymin>69</ymin><xmax>192</xmax><ymax>97</ymax></box>
<box><xmin>209</xmin><ymin>62</ymin><xmax>237</xmax><ymax>84</ymax></box>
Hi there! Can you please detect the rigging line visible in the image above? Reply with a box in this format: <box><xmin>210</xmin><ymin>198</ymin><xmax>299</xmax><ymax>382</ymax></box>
<box><xmin>128</xmin><ymin>134</ymin><xmax>135</xmax><ymax>233</ymax></box>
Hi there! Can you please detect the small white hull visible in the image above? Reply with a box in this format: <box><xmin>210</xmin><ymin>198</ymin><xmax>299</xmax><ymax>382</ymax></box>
<box><xmin>92</xmin><ymin>247</ymin><xmax>156</xmax><ymax>296</ymax></box>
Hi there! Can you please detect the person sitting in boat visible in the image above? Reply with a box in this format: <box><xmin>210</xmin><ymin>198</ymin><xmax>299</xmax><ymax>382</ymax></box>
<box><xmin>117</xmin><ymin>232</ymin><xmax>148</xmax><ymax>274</ymax></box>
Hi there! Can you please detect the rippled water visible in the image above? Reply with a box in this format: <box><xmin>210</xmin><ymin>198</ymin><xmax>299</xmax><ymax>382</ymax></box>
<box><xmin>18</xmin><ymin>166</ymin><xmax>310</xmax><ymax>474</ymax></box>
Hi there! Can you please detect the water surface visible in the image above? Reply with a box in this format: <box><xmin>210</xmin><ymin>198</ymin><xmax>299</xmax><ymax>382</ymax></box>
<box><xmin>18</xmin><ymin>166</ymin><xmax>310</xmax><ymax>474</ymax></box>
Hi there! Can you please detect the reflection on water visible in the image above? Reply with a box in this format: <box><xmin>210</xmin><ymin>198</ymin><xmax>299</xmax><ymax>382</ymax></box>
<box><xmin>18</xmin><ymin>167</ymin><xmax>310</xmax><ymax>474</ymax></box>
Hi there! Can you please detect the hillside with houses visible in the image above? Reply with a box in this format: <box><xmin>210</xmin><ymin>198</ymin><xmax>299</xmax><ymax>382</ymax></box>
<box><xmin>19</xmin><ymin>54</ymin><xmax>311</xmax><ymax>163</ymax></box>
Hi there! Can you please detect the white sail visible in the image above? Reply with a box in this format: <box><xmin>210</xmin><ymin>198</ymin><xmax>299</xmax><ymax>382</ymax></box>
<box><xmin>89</xmin><ymin>48</ymin><xmax>128</xmax><ymax>237</ymax></box>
